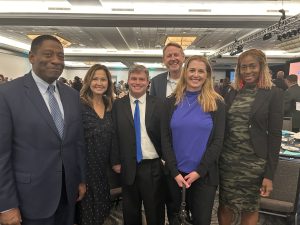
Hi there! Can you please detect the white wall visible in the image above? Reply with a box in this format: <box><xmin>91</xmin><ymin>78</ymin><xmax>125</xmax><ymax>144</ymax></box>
<box><xmin>213</xmin><ymin>70</ymin><xmax>226</xmax><ymax>82</ymax></box>
<box><xmin>0</xmin><ymin>50</ymin><xmax>31</xmax><ymax>79</ymax></box>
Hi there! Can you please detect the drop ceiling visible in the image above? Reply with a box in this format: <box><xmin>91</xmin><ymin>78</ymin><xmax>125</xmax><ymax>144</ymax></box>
<box><xmin>0</xmin><ymin>0</ymin><xmax>300</xmax><ymax>69</ymax></box>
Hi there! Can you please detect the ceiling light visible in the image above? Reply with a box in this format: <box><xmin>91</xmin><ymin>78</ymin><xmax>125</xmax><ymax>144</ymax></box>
<box><xmin>277</xmin><ymin>28</ymin><xmax>300</xmax><ymax>42</ymax></box>
<box><xmin>135</xmin><ymin>62</ymin><xmax>164</xmax><ymax>69</ymax></box>
<box><xmin>230</xmin><ymin>45</ymin><xmax>243</xmax><ymax>56</ymax></box>
<box><xmin>263</xmin><ymin>33</ymin><xmax>272</xmax><ymax>41</ymax></box>
<box><xmin>165</xmin><ymin>36</ymin><xmax>197</xmax><ymax>49</ymax></box>
<box><xmin>65</xmin><ymin>61</ymin><xmax>127</xmax><ymax>68</ymax></box>
<box><xmin>27</xmin><ymin>34</ymin><xmax>72</xmax><ymax>48</ymax></box>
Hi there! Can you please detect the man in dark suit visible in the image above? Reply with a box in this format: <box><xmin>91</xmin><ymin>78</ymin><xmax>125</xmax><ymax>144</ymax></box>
<box><xmin>284</xmin><ymin>74</ymin><xmax>300</xmax><ymax>132</ymax></box>
<box><xmin>0</xmin><ymin>35</ymin><xmax>86</xmax><ymax>225</ymax></box>
<box><xmin>150</xmin><ymin>42</ymin><xmax>185</xmax><ymax>99</ymax></box>
<box><xmin>149</xmin><ymin>42</ymin><xmax>185</xmax><ymax>222</ymax></box>
<box><xmin>111</xmin><ymin>65</ymin><xmax>186</xmax><ymax>225</ymax></box>
<box><xmin>273</xmin><ymin>70</ymin><xmax>288</xmax><ymax>91</ymax></box>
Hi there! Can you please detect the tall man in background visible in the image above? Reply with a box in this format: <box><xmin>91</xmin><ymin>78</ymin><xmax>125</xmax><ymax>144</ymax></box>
<box><xmin>149</xmin><ymin>42</ymin><xmax>185</xmax><ymax>222</ymax></box>
<box><xmin>273</xmin><ymin>70</ymin><xmax>288</xmax><ymax>91</ymax></box>
<box><xmin>150</xmin><ymin>42</ymin><xmax>185</xmax><ymax>99</ymax></box>
<box><xmin>0</xmin><ymin>35</ymin><xmax>86</xmax><ymax>225</ymax></box>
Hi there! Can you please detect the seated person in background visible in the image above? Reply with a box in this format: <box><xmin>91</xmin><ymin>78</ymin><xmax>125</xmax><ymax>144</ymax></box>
<box><xmin>284</xmin><ymin>74</ymin><xmax>300</xmax><ymax>132</ymax></box>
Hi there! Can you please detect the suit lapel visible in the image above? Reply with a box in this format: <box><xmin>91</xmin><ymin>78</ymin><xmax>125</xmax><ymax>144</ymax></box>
<box><xmin>250</xmin><ymin>89</ymin><xmax>269</xmax><ymax>118</ymax></box>
<box><xmin>161</xmin><ymin>73</ymin><xmax>168</xmax><ymax>97</ymax></box>
<box><xmin>24</xmin><ymin>73</ymin><xmax>61</xmax><ymax>138</ymax></box>
<box><xmin>145</xmin><ymin>95</ymin><xmax>154</xmax><ymax>129</ymax></box>
<box><xmin>123</xmin><ymin>95</ymin><xmax>134</xmax><ymax>126</ymax></box>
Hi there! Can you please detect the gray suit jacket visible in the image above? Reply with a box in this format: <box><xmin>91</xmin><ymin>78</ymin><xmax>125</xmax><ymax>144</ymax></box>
<box><xmin>150</xmin><ymin>72</ymin><xmax>168</xmax><ymax>99</ymax></box>
<box><xmin>284</xmin><ymin>84</ymin><xmax>300</xmax><ymax>129</ymax></box>
<box><xmin>0</xmin><ymin>72</ymin><xmax>86</xmax><ymax>219</ymax></box>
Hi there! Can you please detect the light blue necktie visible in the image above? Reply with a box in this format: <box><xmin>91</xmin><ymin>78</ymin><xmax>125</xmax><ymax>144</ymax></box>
<box><xmin>134</xmin><ymin>100</ymin><xmax>143</xmax><ymax>163</ymax></box>
<box><xmin>48</xmin><ymin>84</ymin><xmax>64</xmax><ymax>138</ymax></box>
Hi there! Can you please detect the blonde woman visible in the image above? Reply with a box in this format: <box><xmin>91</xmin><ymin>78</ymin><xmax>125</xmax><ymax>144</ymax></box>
<box><xmin>76</xmin><ymin>64</ymin><xmax>114</xmax><ymax>225</ymax></box>
<box><xmin>163</xmin><ymin>55</ymin><xmax>225</xmax><ymax>225</ymax></box>
<box><xmin>218</xmin><ymin>49</ymin><xmax>283</xmax><ymax>225</ymax></box>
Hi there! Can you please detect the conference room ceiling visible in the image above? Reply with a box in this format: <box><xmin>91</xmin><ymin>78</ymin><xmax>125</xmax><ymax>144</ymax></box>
<box><xmin>0</xmin><ymin>0</ymin><xmax>300</xmax><ymax>69</ymax></box>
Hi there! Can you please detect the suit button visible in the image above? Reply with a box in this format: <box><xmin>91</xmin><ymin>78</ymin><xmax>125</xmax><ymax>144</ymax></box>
<box><xmin>249</xmin><ymin>125</ymin><xmax>252</xmax><ymax>128</ymax></box>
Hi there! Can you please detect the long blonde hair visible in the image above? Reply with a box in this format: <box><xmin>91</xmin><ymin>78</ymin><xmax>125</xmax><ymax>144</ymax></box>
<box><xmin>233</xmin><ymin>49</ymin><xmax>273</xmax><ymax>91</ymax></box>
<box><xmin>174</xmin><ymin>55</ymin><xmax>223</xmax><ymax>112</ymax></box>
<box><xmin>80</xmin><ymin>64</ymin><xmax>114</xmax><ymax>111</ymax></box>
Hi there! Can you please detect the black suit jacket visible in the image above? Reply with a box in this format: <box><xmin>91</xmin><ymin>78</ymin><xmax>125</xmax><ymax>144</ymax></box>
<box><xmin>150</xmin><ymin>72</ymin><xmax>168</xmax><ymax>99</ymax></box>
<box><xmin>284</xmin><ymin>84</ymin><xmax>300</xmax><ymax>129</ymax></box>
<box><xmin>224</xmin><ymin>86</ymin><xmax>283</xmax><ymax>180</ymax></box>
<box><xmin>163</xmin><ymin>95</ymin><xmax>225</xmax><ymax>186</ymax></box>
<box><xmin>111</xmin><ymin>94</ymin><xmax>178</xmax><ymax>185</ymax></box>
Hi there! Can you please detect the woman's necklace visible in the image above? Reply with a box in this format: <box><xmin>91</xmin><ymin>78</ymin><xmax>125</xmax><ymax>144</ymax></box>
<box><xmin>185</xmin><ymin>96</ymin><xmax>197</xmax><ymax>107</ymax></box>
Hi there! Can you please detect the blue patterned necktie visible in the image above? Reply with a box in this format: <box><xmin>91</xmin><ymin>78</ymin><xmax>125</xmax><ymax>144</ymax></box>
<box><xmin>134</xmin><ymin>99</ymin><xmax>143</xmax><ymax>163</ymax></box>
<box><xmin>47</xmin><ymin>84</ymin><xmax>64</xmax><ymax>138</ymax></box>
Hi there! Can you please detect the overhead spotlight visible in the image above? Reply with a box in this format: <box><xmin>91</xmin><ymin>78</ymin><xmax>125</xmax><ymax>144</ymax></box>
<box><xmin>236</xmin><ymin>45</ymin><xmax>244</xmax><ymax>54</ymax></box>
<box><xmin>277</xmin><ymin>34</ymin><xmax>282</xmax><ymax>41</ymax></box>
<box><xmin>291</xmin><ymin>30</ymin><xmax>297</xmax><ymax>36</ymax></box>
<box><xmin>230</xmin><ymin>51</ymin><xmax>236</xmax><ymax>56</ymax></box>
<box><xmin>282</xmin><ymin>33</ymin><xmax>288</xmax><ymax>39</ymax></box>
<box><xmin>263</xmin><ymin>33</ymin><xmax>272</xmax><ymax>40</ymax></box>
<box><xmin>277</xmin><ymin>28</ymin><xmax>300</xmax><ymax>42</ymax></box>
<box><xmin>230</xmin><ymin>45</ymin><xmax>244</xmax><ymax>56</ymax></box>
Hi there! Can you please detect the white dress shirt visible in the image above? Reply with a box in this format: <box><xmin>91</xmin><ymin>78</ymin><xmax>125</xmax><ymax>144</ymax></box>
<box><xmin>129</xmin><ymin>93</ymin><xmax>159</xmax><ymax>160</ymax></box>
<box><xmin>166</xmin><ymin>72</ymin><xmax>178</xmax><ymax>97</ymax></box>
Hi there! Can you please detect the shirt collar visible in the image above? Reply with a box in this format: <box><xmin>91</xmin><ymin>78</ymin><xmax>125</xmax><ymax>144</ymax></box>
<box><xmin>167</xmin><ymin>72</ymin><xmax>178</xmax><ymax>83</ymax></box>
<box><xmin>31</xmin><ymin>70</ymin><xmax>57</xmax><ymax>94</ymax></box>
<box><xmin>129</xmin><ymin>92</ymin><xmax>146</xmax><ymax>104</ymax></box>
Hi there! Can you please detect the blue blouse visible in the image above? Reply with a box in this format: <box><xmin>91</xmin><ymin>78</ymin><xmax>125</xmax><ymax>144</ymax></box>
<box><xmin>171</xmin><ymin>91</ymin><xmax>213</xmax><ymax>173</ymax></box>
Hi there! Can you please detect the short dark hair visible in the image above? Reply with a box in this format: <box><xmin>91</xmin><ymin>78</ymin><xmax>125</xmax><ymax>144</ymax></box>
<box><xmin>286</xmin><ymin>74</ymin><xmax>298</xmax><ymax>83</ymax></box>
<box><xmin>30</xmin><ymin>35</ymin><xmax>62</xmax><ymax>53</ymax></box>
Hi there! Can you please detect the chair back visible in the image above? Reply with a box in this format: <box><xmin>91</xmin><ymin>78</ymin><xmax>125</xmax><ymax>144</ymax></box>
<box><xmin>261</xmin><ymin>158</ymin><xmax>300</xmax><ymax>215</ymax></box>
<box><xmin>282</xmin><ymin>117</ymin><xmax>293</xmax><ymax>131</ymax></box>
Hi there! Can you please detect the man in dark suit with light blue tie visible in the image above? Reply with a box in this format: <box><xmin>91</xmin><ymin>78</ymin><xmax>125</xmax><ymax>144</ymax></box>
<box><xmin>0</xmin><ymin>35</ymin><xmax>86</xmax><ymax>225</ymax></box>
<box><xmin>111</xmin><ymin>65</ymin><xmax>187</xmax><ymax>225</ymax></box>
